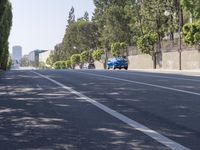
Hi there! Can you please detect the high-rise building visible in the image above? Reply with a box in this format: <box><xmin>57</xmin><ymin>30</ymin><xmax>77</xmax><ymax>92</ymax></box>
<box><xmin>12</xmin><ymin>46</ymin><xmax>22</xmax><ymax>66</ymax></box>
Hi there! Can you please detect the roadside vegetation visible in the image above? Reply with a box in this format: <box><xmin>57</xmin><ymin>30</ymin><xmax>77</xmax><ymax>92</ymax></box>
<box><xmin>0</xmin><ymin>0</ymin><xmax>12</xmax><ymax>70</ymax></box>
<box><xmin>45</xmin><ymin>0</ymin><xmax>200</xmax><ymax>69</ymax></box>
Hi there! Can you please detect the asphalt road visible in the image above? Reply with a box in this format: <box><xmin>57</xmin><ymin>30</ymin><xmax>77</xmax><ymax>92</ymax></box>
<box><xmin>0</xmin><ymin>69</ymin><xmax>200</xmax><ymax>150</ymax></box>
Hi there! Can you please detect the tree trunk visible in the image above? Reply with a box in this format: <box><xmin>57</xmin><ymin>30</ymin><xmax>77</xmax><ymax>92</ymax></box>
<box><xmin>152</xmin><ymin>52</ymin><xmax>156</xmax><ymax>69</ymax></box>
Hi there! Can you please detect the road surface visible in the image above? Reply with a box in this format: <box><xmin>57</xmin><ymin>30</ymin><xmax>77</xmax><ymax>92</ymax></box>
<box><xmin>0</xmin><ymin>69</ymin><xmax>200</xmax><ymax>150</ymax></box>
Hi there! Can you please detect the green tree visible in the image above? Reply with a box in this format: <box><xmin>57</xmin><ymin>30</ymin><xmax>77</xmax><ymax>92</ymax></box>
<box><xmin>84</xmin><ymin>11</ymin><xmax>89</xmax><ymax>21</ymax></box>
<box><xmin>93</xmin><ymin>0</ymin><xmax>131</xmax><ymax>68</ymax></box>
<box><xmin>67</xmin><ymin>6</ymin><xmax>75</xmax><ymax>25</ymax></box>
<box><xmin>70</xmin><ymin>54</ymin><xmax>80</xmax><ymax>69</ymax></box>
<box><xmin>46</xmin><ymin>51</ymin><xmax>54</xmax><ymax>67</ymax></box>
<box><xmin>181</xmin><ymin>0</ymin><xmax>200</xmax><ymax>21</ymax></box>
<box><xmin>0</xmin><ymin>0</ymin><xmax>12</xmax><ymax>70</ymax></box>
<box><xmin>182</xmin><ymin>21</ymin><xmax>200</xmax><ymax>46</ymax></box>
<box><xmin>137</xmin><ymin>32</ymin><xmax>158</xmax><ymax>68</ymax></box>
<box><xmin>93</xmin><ymin>0</ymin><xmax>131</xmax><ymax>47</ymax></box>
<box><xmin>137</xmin><ymin>32</ymin><xmax>158</xmax><ymax>55</ymax></box>
<box><xmin>80</xmin><ymin>51</ymin><xmax>89</xmax><ymax>63</ymax></box>
<box><xmin>139</xmin><ymin>0</ymin><xmax>170</xmax><ymax>50</ymax></box>
<box><xmin>102</xmin><ymin>5</ymin><xmax>131</xmax><ymax>46</ymax></box>
<box><xmin>92</xmin><ymin>49</ymin><xmax>104</xmax><ymax>61</ymax></box>
<box><xmin>20</xmin><ymin>55</ymin><xmax>29</xmax><ymax>67</ymax></box>
<box><xmin>46</xmin><ymin>44</ymin><xmax>64</xmax><ymax>67</ymax></box>
<box><xmin>123</xmin><ymin>0</ymin><xmax>143</xmax><ymax>45</ymax></box>
<box><xmin>111</xmin><ymin>42</ymin><xmax>121</xmax><ymax>57</ymax></box>
<box><xmin>66</xmin><ymin>59</ymin><xmax>71</xmax><ymax>69</ymax></box>
<box><xmin>62</xmin><ymin>20</ymin><xmax>99</xmax><ymax>59</ymax></box>
<box><xmin>53</xmin><ymin>61</ymin><xmax>66</xmax><ymax>69</ymax></box>
<box><xmin>111</xmin><ymin>42</ymin><xmax>128</xmax><ymax>57</ymax></box>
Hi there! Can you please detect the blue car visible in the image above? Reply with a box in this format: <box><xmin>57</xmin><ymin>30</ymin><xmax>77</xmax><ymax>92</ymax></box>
<box><xmin>107</xmin><ymin>58</ymin><xmax>128</xmax><ymax>70</ymax></box>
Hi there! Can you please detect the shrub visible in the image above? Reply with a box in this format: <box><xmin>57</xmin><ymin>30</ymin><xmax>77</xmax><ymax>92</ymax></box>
<box><xmin>70</xmin><ymin>54</ymin><xmax>81</xmax><ymax>68</ymax></box>
<box><xmin>80</xmin><ymin>51</ymin><xmax>89</xmax><ymax>63</ymax></box>
<box><xmin>111</xmin><ymin>42</ymin><xmax>127</xmax><ymax>57</ymax></box>
<box><xmin>53</xmin><ymin>61</ymin><xmax>66</xmax><ymax>69</ymax></box>
<box><xmin>183</xmin><ymin>21</ymin><xmax>200</xmax><ymax>46</ymax></box>
<box><xmin>92</xmin><ymin>49</ymin><xmax>104</xmax><ymax>61</ymax></box>
<box><xmin>66</xmin><ymin>60</ymin><xmax>71</xmax><ymax>69</ymax></box>
<box><xmin>111</xmin><ymin>42</ymin><xmax>121</xmax><ymax>57</ymax></box>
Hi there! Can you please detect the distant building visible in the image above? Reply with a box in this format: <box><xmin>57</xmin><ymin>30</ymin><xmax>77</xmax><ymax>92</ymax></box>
<box><xmin>28</xmin><ymin>49</ymin><xmax>47</xmax><ymax>67</ymax></box>
<box><xmin>39</xmin><ymin>50</ymin><xmax>51</xmax><ymax>64</ymax></box>
<box><xmin>12</xmin><ymin>46</ymin><xmax>22</xmax><ymax>66</ymax></box>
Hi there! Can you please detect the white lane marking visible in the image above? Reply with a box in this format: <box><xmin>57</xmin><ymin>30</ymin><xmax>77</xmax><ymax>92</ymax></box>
<box><xmin>77</xmin><ymin>71</ymin><xmax>200</xmax><ymax>96</ymax></box>
<box><xmin>119</xmin><ymin>71</ymin><xmax>200</xmax><ymax>82</ymax></box>
<box><xmin>32</xmin><ymin>71</ymin><xmax>189</xmax><ymax>150</ymax></box>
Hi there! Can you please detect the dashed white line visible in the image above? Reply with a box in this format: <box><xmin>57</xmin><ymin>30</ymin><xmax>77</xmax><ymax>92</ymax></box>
<box><xmin>33</xmin><ymin>71</ymin><xmax>190</xmax><ymax>150</ymax></box>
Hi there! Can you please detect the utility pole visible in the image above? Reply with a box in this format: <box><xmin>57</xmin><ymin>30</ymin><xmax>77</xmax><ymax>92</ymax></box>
<box><xmin>178</xmin><ymin>0</ymin><xmax>183</xmax><ymax>70</ymax></box>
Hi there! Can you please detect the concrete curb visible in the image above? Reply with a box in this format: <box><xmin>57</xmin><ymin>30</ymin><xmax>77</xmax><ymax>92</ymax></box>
<box><xmin>128</xmin><ymin>69</ymin><xmax>200</xmax><ymax>73</ymax></box>
<box><xmin>124</xmin><ymin>69</ymin><xmax>200</xmax><ymax>77</ymax></box>
<box><xmin>94</xmin><ymin>68</ymin><xmax>200</xmax><ymax>76</ymax></box>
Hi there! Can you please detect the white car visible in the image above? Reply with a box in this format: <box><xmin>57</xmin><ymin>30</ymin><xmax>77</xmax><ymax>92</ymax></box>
<box><xmin>83</xmin><ymin>63</ymin><xmax>95</xmax><ymax>69</ymax></box>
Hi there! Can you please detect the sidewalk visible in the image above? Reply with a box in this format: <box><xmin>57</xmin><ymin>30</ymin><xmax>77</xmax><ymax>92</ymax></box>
<box><xmin>128</xmin><ymin>68</ymin><xmax>200</xmax><ymax>76</ymax></box>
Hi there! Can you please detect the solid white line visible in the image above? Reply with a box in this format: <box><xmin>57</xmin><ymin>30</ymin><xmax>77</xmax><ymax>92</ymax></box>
<box><xmin>32</xmin><ymin>71</ymin><xmax>190</xmax><ymax>150</ymax></box>
<box><xmin>77</xmin><ymin>71</ymin><xmax>200</xmax><ymax>96</ymax></box>
<box><xmin>120</xmin><ymin>71</ymin><xmax>200</xmax><ymax>82</ymax></box>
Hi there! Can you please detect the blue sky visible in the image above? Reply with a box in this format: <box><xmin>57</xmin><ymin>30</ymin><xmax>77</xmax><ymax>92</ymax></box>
<box><xmin>9</xmin><ymin>0</ymin><xmax>95</xmax><ymax>55</ymax></box>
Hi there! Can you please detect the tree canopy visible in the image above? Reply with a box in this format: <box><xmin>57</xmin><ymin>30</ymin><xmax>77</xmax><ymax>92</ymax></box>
<box><xmin>181</xmin><ymin>0</ymin><xmax>200</xmax><ymax>21</ymax></box>
<box><xmin>0</xmin><ymin>0</ymin><xmax>12</xmax><ymax>70</ymax></box>
<box><xmin>48</xmin><ymin>0</ymin><xmax>199</xmax><ymax>69</ymax></box>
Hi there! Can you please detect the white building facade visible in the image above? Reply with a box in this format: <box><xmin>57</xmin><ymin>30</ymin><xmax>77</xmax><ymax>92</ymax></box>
<box><xmin>12</xmin><ymin>46</ymin><xmax>22</xmax><ymax>66</ymax></box>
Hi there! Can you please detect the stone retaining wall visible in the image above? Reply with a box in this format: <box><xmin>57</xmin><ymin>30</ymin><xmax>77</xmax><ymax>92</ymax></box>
<box><xmin>94</xmin><ymin>50</ymin><xmax>200</xmax><ymax>70</ymax></box>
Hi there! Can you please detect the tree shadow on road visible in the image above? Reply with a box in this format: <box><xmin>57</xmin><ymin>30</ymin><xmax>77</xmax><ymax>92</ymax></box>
<box><xmin>0</xmin><ymin>70</ymin><xmax>170</xmax><ymax>150</ymax></box>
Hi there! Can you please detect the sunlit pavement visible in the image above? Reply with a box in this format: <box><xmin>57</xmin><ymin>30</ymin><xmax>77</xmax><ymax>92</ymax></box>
<box><xmin>0</xmin><ymin>69</ymin><xmax>200</xmax><ymax>149</ymax></box>
<box><xmin>11</xmin><ymin>66</ymin><xmax>36</xmax><ymax>70</ymax></box>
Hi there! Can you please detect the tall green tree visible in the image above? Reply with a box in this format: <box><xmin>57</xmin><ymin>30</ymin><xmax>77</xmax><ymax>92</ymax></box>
<box><xmin>46</xmin><ymin>44</ymin><xmax>64</xmax><ymax>67</ymax></box>
<box><xmin>181</xmin><ymin>0</ymin><xmax>200</xmax><ymax>21</ymax></box>
<box><xmin>67</xmin><ymin>6</ymin><xmax>75</xmax><ymax>25</ymax></box>
<box><xmin>102</xmin><ymin>5</ymin><xmax>131</xmax><ymax>47</ymax></box>
<box><xmin>0</xmin><ymin>0</ymin><xmax>12</xmax><ymax>70</ymax></box>
<box><xmin>84</xmin><ymin>11</ymin><xmax>89</xmax><ymax>21</ymax></box>
<box><xmin>20</xmin><ymin>55</ymin><xmax>29</xmax><ymax>67</ymax></box>
<box><xmin>62</xmin><ymin>20</ymin><xmax>99</xmax><ymax>59</ymax></box>
<box><xmin>93</xmin><ymin>0</ymin><xmax>131</xmax><ymax>48</ymax></box>
<box><xmin>139</xmin><ymin>0</ymin><xmax>168</xmax><ymax>49</ymax></box>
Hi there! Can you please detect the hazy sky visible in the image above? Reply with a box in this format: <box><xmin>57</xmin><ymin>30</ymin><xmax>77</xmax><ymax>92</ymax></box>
<box><xmin>9</xmin><ymin>0</ymin><xmax>95</xmax><ymax>55</ymax></box>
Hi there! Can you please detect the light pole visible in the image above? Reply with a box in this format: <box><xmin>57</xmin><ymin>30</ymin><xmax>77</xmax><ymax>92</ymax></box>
<box><xmin>164</xmin><ymin>1</ymin><xmax>182</xmax><ymax>70</ymax></box>
<box><xmin>178</xmin><ymin>2</ymin><xmax>182</xmax><ymax>70</ymax></box>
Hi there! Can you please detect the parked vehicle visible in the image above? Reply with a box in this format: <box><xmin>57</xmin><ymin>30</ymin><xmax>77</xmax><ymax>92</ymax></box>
<box><xmin>107</xmin><ymin>57</ymin><xmax>128</xmax><ymax>70</ymax></box>
<box><xmin>83</xmin><ymin>63</ymin><xmax>96</xmax><ymax>69</ymax></box>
